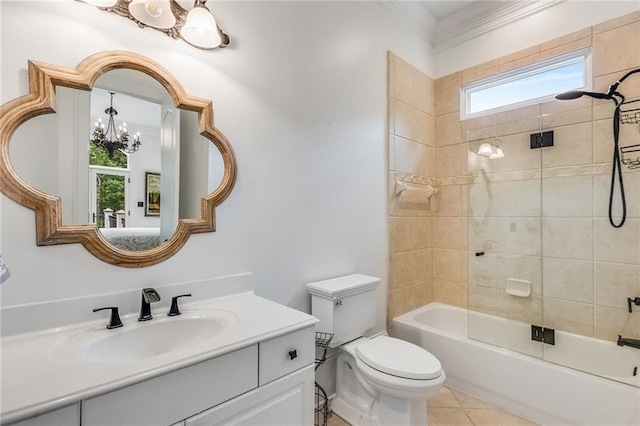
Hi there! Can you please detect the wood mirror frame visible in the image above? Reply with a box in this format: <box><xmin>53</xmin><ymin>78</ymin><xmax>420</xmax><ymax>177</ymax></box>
<box><xmin>0</xmin><ymin>51</ymin><xmax>237</xmax><ymax>267</ymax></box>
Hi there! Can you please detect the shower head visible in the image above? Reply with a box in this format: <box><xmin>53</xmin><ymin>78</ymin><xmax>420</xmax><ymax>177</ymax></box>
<box><xmin>554</xmin><ymin>90</ymin><xmax>610</xmax><ymax>100</ymax></box>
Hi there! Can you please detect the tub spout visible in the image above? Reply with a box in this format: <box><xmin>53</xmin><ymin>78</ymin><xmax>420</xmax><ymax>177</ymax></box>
<box><xmin>617</xmin><ymin>335</ymin><xmax>640</xmax><ymax>350</ymax></box>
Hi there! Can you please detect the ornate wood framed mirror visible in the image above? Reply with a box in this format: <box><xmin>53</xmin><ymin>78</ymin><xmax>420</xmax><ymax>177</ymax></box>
<box><xmin>0</xmin><ymin>51</ymin><xmax>237</xmax><ymax>267</ymax></box>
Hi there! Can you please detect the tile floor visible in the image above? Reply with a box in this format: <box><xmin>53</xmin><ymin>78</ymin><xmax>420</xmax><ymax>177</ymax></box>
<box><xmin>326</xmin><ymin>386</ymin><xmax>539</xmax><ymax>426</ymax></box>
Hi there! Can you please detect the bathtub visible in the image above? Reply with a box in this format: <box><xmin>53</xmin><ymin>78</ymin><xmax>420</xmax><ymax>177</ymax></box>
<box><xmin>393</xmin><ymin>303</ymin><xmax>640</xmax><ymax>426</ymax></box>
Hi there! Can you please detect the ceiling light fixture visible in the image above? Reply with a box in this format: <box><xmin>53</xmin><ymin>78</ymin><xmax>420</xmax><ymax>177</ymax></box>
<box><xmin>92</xmin><ymin>92</ymin><xmax>141</xmax><ymax>159</ymax></box>
<box><xmin>77</xmin><ymin>0</ymin><xmax>229</xmax><ymax>50</ymax></box>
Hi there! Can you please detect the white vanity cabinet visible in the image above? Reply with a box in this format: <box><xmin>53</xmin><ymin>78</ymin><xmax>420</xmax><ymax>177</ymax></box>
<box><xmin>182</xmin><ymin>326</ymin><xmax>316</xmax><ymax>426</ymax></box>
<box><xmin>1</xmin><ymin>289</ymin><xmax>318</xmax><ymax>426</ymax></box>
<box><xmin>82</xmin><ymin>345</ymin><xmax>259</xmax><ymax>426</ymax></box>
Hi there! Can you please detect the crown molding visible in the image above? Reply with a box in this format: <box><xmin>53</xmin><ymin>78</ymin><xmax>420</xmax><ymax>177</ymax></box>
<box><xmin>381</xmin><ymin>0</ymin><xmax>567</xmax><ymax>52</ymax></box>
<box><xmin>434</xmin><ymin>0</ymin><xmax>567</xmax><ymax>51</ymax></box>
<box><xmin>380</xmin><ymin>0</ymin><xmax>437</xmax><ymax>46</ymax></box>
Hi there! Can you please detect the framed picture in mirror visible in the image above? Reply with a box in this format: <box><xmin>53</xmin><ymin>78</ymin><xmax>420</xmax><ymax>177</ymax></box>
<box><xmin>145</xmin><ymin>172</ymin><xmax>161</xmax><ymax>216</ymax></box>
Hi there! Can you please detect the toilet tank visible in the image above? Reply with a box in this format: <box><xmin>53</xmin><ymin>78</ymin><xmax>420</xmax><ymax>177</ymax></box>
<box><xmin>306</xmin><ymin>274</ymin><xmax>380</xmax><ymax>347</ymax></box>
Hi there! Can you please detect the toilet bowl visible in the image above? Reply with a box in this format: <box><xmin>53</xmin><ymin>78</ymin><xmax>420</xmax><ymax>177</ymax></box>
<box><xmin>331</xmin><ymin>336</ymin><xmax>445</xmax><ymax>426</ymax></box>
<box><xmin>306</xmin><ymin>274</ymin><xmax>445</xmax><ymax>425</ymax></box>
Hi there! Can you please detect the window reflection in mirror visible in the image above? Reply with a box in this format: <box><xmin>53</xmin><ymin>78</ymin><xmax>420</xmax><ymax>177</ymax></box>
<box><xmin>8</xmin><ymin>69</ymin><xmax>224</xmax><ymax>253</ymax></box>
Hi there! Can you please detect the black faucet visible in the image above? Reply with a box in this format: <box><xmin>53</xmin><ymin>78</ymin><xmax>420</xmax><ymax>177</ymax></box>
<box><xmin>93</xmin><ymin>306</ymin><xmax>123</xmax><ymax>329</ymax></box>
<box><xmin>168</xmin><ymin>294</ymin><xmax>192</xmax><ymax>316</ymax></box>
<box><xmin>617</xmin><ymin>335</ymin><xmax>640</xmax><ymax>350</ymax></box>
<box><xmin>627</xmin><ymin>297</ymin><xmax>640</xmax><ymax>313</ymax></box>
<box><xmin>139</xmin><ymin>288</ymin><xmax>161</xmax><ymax>321</ymax></box>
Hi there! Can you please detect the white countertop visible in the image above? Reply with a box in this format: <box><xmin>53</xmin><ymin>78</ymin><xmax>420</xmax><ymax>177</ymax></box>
<box><xmin>0</xmin><ymin>292</ymin><xmax>317</xmax><ymax>424</ymax></box>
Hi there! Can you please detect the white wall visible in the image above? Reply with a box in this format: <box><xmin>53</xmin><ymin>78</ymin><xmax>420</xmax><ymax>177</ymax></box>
<box><xmin>0</xmin><ymin>1</ymin><xmax>433</xmax><ymax>338</ymax></box>
<box><xmin>435</xmin><ymin>0</ymin><xmax>640</xmax><ymax>78</ymax></box>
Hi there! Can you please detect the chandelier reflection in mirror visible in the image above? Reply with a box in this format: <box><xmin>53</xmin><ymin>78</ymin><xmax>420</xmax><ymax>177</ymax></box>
<box><xmin>77</xmin><ymin>0</ymin><xmax>229</xmax><ymax>50</ymax></box>
<box><xmin>92</xmin><ymin>92</ymin><xmax>141</xmax><ymax>159</ymax></box>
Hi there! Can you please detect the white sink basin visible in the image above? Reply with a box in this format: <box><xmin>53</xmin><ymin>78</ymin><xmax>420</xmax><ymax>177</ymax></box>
<box><xmin>62</xmin><ymin>311</ymin><xmax>238</xmax><ymax>363</ymax></box>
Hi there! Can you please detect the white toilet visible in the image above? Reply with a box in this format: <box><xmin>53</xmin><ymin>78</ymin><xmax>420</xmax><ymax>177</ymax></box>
<box><xmin>307</xmin><ymin>274</ymin><xmax>445</xmax><ymax>426</ymax></box>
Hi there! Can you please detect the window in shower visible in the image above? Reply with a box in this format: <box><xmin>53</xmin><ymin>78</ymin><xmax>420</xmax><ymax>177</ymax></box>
<box><xmin>461</xmin><ymin>48</ymin><xmax>591</xmax><ymax>119</ymax></box>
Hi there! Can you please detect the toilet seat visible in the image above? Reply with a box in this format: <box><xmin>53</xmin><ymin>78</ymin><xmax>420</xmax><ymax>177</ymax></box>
<box><xmin>356</xmin><ymin>336</ymin><xmax>442</xmax><ymax>380</ymax></box>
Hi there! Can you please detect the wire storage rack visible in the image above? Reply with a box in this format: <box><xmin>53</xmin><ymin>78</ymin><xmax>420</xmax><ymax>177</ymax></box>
<box><xmin>620</xmin><ymin>98</ymin><xmax>640</xmax><ymax>169</ymax></box>
<box><xmin>314</xmin><ymin>332</ymin><xmax>334</xmax><ymax>426</ymax></box>
<box><xmin>620</xmin><ymin>98</ymin><xmax>640</xmax><ymax>125</ymax></box>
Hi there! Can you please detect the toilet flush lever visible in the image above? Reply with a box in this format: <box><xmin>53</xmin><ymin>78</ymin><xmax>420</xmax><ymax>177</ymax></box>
<box><xmin>335</xmin><ymin>299</ymin><xmax>343</xmax><ymax>307</ymax></box>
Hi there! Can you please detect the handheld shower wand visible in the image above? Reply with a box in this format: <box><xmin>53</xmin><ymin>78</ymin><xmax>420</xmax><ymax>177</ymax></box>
<box><xmin>555</xmin><ymin>67</ymin><xmax>640</xmax><ymax>228</ymax></box>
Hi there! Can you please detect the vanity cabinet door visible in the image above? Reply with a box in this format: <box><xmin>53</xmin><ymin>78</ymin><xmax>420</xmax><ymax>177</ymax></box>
<box><xmin>7</xmin><ymin>403</ymin><xmax>80</xmax><ymax>426</ymax></box>
<box><xmin>82</xmin><ymin>345</ymin><xmax>258</xmax><ymax>426</ymax></box>
<box><xmin>259</xmin><ymin>326</ymin><xmax>315</xmax><ymax>385</ymax></box>
<box><xmin>185</xmin><ymin>364</ymin><xmax>314</xmax><ymax>426</ymax></box>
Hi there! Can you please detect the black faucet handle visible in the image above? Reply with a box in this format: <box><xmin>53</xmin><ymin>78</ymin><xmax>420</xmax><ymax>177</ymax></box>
<box><xmin>93</xmin><ymin>306</ymin><xmax>123</xmax><ymax>329</ymax></box>
<box><xmin>627</xmin><ymin>297</ymin><xmax>640</xmax><ymax>313</ymax></box>
<box><xmin>168</xmin><ymin>294</ymin><xmax>192</xmax><ymax>316</ymax></box>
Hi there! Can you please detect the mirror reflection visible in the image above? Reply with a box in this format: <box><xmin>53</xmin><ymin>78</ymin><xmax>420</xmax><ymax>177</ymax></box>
<box><xmin>9</xmin><ymin>69</ymin><xmax>224</xmax><ymax>252</ymax></box>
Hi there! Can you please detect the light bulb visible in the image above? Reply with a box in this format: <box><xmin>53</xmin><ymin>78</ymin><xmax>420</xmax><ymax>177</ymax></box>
<box><xmin>477</xmin><ymin>143</ymin><xmax>494</xmax><ymax>157</ymax></box>
<box><xmin>129</xmin><ymin>0</ymin><xmax>176</xmax><ymax>29</ymax></box>
<box><xmin>180</xmin><ymin>4</ymin><xmax>221</xmax><ymax>49</ymax></box>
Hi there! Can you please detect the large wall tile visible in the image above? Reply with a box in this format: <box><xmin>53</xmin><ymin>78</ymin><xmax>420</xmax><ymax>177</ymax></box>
<box><xmin>499</xmin><ymin>217</ymin><xmax>542</xmax><ymax>257</ymax></box>
<box><xmin>542</xmin><ymin>175</ymin><xmax>593</xmax><ymax>218</ymax></box>
<box><xmin>593</xmin><ymin>20</ymin><xmax>640</xmax><ymax>77</ymax></box>
<box><xmin>496</xmin><ymin>254</ymin><xmax>542</xmax><ymax>296</ymax></box>
<box><xmin>433</xmin><ymin>248</ymin><xmax>464</xmax><ymax>282</ymax></box>
<box><xmin>543</xmin><ymin>298</ymin><xmax>594</xmax><ymax>337</ymax></box>
<box><xmin>595</xmin><ymin>218</ymin><xmax>640</xmax><ymax>264</ymax></box>
<box><xmin>435</xmin><ymin>72</ymin><xmax>461</xmax><ymax>116</ymax></box>
<box><xmin>542</xmin><ymin>218</ymin><xmax>594</xmax><ymax>260</ymax></box>
<box><xmin>469</xmin><ymin>284</ymin><xmax>497</xmax><ymax>314</ymax></box>
<box><xmin>389</xmin><ymin>217</ymin><xmax>432</xmax><ymax>253</ymax></box>
<box><xmin>594</xmin><ymin>172</ymin><xmax>640</xmax><ymax>219</ymax></box>
<box><xmin>435</xmin><ymin>112</ymin><xmax>462</xmax><ymax>147</ymax></box>
<box><xmin>543</xmin><ymin>258</ymin><xmax>594</xmax><ymax>303</ymax></box>
<box><xmin>433</xmin><ymin>279</ymin><xmax>467</xmax><ymax>308</ymax></box>
<box><xmin>389</xmin><ymin>250</ymin><xmax>432</xmax><ymax>291</ymax></box>
<box><xmin>433</xmin><ymin>217</ymin><xmax>466</xmax><ymax>249</ymax></box>
<box><xmin>595</xmin><ymin>261</ymin><xmax>640</xmax><ymax>308</ymax></box>
<box><xmin>541</xmin><ymin>123</ymin><xmax>593</xmax><ymax>168</ymax></box>
<box><xmin>468</xmin><ymin>251</ymin><xmax>497</xmax><ymax>288</ymax></box>
<box><xmin>394</xmin><ymin>56</ymin><xmax>415</xmax><ymax>107</ymax></box>
<box><xmin>435</xmin><ymin>143</ymin><xmax>465</xmax><ymax>178</ymax></box>
<box><xmin>496</xmin><ymin>179</ymin><xmax>541</xmax><ymax>217</ymax></box>
<box><xmin>433</xmin><ymin>184</ymin><xmax>463</xmax><ymax>217</ymax></box>
<box><xmin>497</xmin><ymin>292</ymin><xmax>542</xmax><ymax>324</ymax></box>
<box><xmin>393</xmin><ymin>136</ymin><xmax>433</xmax><ymax>176</ymax></box>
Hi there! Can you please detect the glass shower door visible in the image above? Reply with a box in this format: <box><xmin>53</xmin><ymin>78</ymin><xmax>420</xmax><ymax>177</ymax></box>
<box><xmin>466</xmin><ymin>113</ymin><xmax>544</xmax><ymax>359</ymax></box>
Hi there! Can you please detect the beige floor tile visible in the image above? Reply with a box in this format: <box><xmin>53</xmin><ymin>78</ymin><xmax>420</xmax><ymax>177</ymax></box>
<box><xmin>465</xmin><ymin>408</ymin><xmax>537</xmax><ymax>426</ymax></box>
<box><xmin>429</xmin><ymin>386</ymin><xmax>462</xmax><ymax>408</ymax></box>
<box><xmin>450</xmin><ymin>389</ymin><xmax>494</xmax><ymax>409</ymax></box>
<box><xmin>326</xmin><ymin>413</ymin><xmax>351</xmax><ymax>426</ymax></box>
<box><xmin>428</xmin><ymin>407</ymin><xmax>474</xmax><ymax>426</ymax></box>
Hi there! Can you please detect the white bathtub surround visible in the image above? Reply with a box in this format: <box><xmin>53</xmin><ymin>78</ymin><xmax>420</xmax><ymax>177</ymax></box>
<box><xmin>0</xmin><ymin>274</ymin><xmax>317</xmax><ymax>424</ymax></box>
<box><xmin>393</xmin><ymin>303</ymin><xmax>640</xmax><ymax>426</ymax></box>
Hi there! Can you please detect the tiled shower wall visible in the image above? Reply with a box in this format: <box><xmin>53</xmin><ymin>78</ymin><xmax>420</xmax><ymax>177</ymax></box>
<box><xmin>387</xmin><ymin>52</ymin><xmax>435</xmax><ymax>325</ymax></box>
<box><xmin>388</xmin><ymin>11</ymin><xmax>640</xmax><ymax>342</ymax></box>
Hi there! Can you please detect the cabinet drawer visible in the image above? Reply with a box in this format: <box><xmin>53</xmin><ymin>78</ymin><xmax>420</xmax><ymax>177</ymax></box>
<box><xmin>186</xmin><ymin>364</ymin><xmax>314</xmax><ymax>426</ymax></box>
<box><xmin>82</xmin><ymin>345</ymin><xmax>258</xmax><ymax>426</ymax></box>
<box><xmin>259</xmin><ymin>326</ymin><xmax>314</xmax><ymax>385</ymax></box>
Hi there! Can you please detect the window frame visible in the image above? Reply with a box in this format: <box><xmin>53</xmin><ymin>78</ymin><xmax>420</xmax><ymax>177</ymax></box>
<box><xmin>460</xmin><ymin>48</ymin><xmax>592</xmax><ymax>120</ymax></box>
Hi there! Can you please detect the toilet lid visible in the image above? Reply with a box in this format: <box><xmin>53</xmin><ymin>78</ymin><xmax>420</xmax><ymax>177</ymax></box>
<box><xmin>355</xmin><ymin>336</ymin><xmax>442</xmax><ymax>380</ymax></box>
